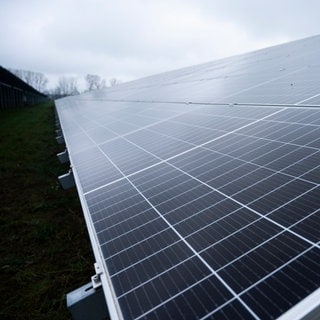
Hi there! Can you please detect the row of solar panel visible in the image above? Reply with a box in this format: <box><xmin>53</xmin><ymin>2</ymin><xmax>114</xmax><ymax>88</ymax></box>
<box><xmin>54</xmin><ymin>102</ymin><xmax>320</xmax><ymax>319</ymax></box>
<box><xmin>56</xmin><ymin>36</ymin><xmax>320</xmax><ymax>320</ymax></box>
<box><xmin>78</xmin><ymin>37</ymin><xmax>320</xmax><ymax>105</ymax></box>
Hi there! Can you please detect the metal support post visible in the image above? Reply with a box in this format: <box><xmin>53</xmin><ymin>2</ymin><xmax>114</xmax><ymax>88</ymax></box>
<box><xmin>56</xmin><ymin>135</ymin><xmax>65</xmax><ymax>144</ymax></box>
<box><xmin>58</xmin><ymin>169</ymin><xmax>75</xmax><ymax>189</ymax></box>
<box><xmin>57</xmin><ymin>149</ymin><xmax>69</xmax><ymax>164</ymax></box>
<box><xmin>66</xmin><ymin>283</ymin><xmax>108</xmax><ymax>320</ymax></box>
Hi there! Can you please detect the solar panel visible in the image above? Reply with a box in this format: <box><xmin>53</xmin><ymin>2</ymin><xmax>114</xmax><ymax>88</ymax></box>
<box><xmin>55</xmin><ymin>35</ymin><xmax>320</xmax><ymax>320</ymax></box>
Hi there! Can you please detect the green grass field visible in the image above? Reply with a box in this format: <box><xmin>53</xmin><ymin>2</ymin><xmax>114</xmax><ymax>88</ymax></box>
<box><xmin>0</xmin><ymin>102</ymin><xmax>94</xmax><ymax>319</ymax></box>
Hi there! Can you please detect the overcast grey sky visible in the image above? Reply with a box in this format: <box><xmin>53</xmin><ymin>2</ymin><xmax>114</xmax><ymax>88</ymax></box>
<box><xmin>1</xmin><ymin>0</ymin><xmax>319</xmax><ymax>90</ymax></box>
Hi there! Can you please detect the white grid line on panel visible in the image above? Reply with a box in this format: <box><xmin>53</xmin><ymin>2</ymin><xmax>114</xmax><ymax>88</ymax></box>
<box><xmin>236</xmin><ymin>245</ymin><xmax>318</xmax><ymax>298</ymax></box>
<box><xmin>198</xmin><ymin>298</ymin><xmax>240</xmax><ymax>320</ymax></box>
<box><xmin>76</xmin><ymin>128</ymin><xmax>261</xmax><ymax>319</ymax></box>
<box><xmin>147</xmin><ymin>121</ymin><xmax>320</xmax><ymax>188</ymax></box>
<box><xmin>62</xmin><ymin>104</ymin><xmax>320</xmax><ymax>244</ymax></box>
<box><xmin>166</xmin><ymin>159</ymin><xmax>319</xmax><ymax>247</ymax></box>
<box><xmin>116</xmin><ymin>124</ymin><xmax>319</xmax><ymax>248</ymax></box>
<box><xmin>296</xmin><ymin>92</ymin><xmax>320</xmax><ymax>105</ymax></box>
<box><xmin>115</xmin><ymin>253</ymin><xmax>196</xmax><ymax>299</ymax></box>
<box><xmin>96</xmin><ymin>212</ymin><xmax>159</xmax><ymax>242</ymax></box>
<box><xmin>213</xmin><ymin>213</ymin><xmax>320</xmax><ymax>274</ymax></box>
<box><xmin>107</xmin><ymin>238</ymin><xmax>182</xmax><ymax>276</ymax></box>
<box><xmin>89</xmin><ymin>111</ymin><xmax>318</xmax><ymax>318</ymax></box>
<box><xmin>169</xmin><ymin>136</ymin><xmax>318</xmax><ymax>190</ymax></box>
<box><xmin>77</xmin><ymin>104</ymin><xmax>320</xmax><ymax>296</ymax></box>
<box><xmin>90</xmin><ymin>194</ymin><xmax>147</xmax><ymax>224</ymax></box>
<box><xmin>134</xmin><ymin>277</ymin><xmax>238</xmax><ymax>320</ymax></box>
<box><xmin>214</xmin><ymin>67</ymin><xmax>308</xmax><ymax>103</ymax></box>
<box><xmin>77</xmin><ymin>102</ymin><xmax>204</xmax><ymax>151</ymax></box>
<box><xmin>82</xmin><ymin>106</ymin><xmax>287</xmax><ymax>195</ymax></box>
<box><xmin>101</xmin><ymin>190</ymin><xmax>224</xmax><ymax>257</ymax></box>
<box><xmin>104</xmin><ymin>225</ymin><xmax>172</xmax><ymax>260</ymax></box>
<box><xmin>76</xmin><ymin>103</ymin><xmax>320</xmax><ymax>252</ymax></box>
<box><xmin>122</xmin><ymin>117</ymin><xmax>320</xmax><ymax>208</ymax></box>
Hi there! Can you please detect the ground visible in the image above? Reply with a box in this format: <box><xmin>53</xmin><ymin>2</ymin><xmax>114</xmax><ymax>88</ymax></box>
<box><xmin>0</xmin><ymin>102</ymin><xmax>94</xmax><ymax>320</ymax></box>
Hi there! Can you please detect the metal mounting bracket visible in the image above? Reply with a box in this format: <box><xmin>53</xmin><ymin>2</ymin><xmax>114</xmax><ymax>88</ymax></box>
<box><xmin>58</xmin><ymin>169</ymin><xmax>75</xmax><ymax>189</ymax></box>
<box><xmin>91</xmin><ymin>262</ymin><xmax>103</xmax><ymax>289</ymax></box>
<box><xmin>66</xmin><ymin>282</ymin><xmax>108</xmax><ymax>320</ymax></box>
<box><xmin>66</xmin><ymin>262</ymin><xmax>108</xmax><ymax>320</ymax></box>
<box><xmin>56</xmin><ymin>128</ymin><xmax>62</xmax><ymax>136</ymax></box>
<box><xmin>57</xmin><ymin>149</ymin><xmax>69</xmax><ymax>164</ymax></box>
<box><xmin>56</xmin><ymin>135</ymin><xmax>65</xmax><ymax>144</ymax></box>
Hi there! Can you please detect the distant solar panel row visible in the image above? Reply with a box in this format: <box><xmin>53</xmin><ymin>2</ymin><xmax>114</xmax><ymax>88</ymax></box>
<box><xmin>56</xmin><ymin>36</ymin><xmax>320</xmax><ymax>320</ymax></box>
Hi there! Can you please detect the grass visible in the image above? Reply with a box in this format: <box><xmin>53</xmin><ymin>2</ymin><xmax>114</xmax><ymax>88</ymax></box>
<box><xmin>0</xmin><ymin>102</ymin><xmax>94</xmax><ymax>319</ymax></box>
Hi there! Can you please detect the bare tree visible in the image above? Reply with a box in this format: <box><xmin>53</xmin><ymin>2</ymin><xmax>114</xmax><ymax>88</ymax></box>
<box><xmin>55</xmin><ymin>76</ymin><xmax>79</xmax><ymax>97</ymax></box>
<box><xmin>9</xmin><ymin>68</ymin><xmax>48</xmax><ymax>93</ymax></box>
<box><xmin>85</xmin><ymin>74</ymin><xmax>106</xmax><ymax>91</ymax></box>
<box><xmin>109</xmin><ymin>78</ymin><xmax>117</xmax><ymax>87</ymax></box>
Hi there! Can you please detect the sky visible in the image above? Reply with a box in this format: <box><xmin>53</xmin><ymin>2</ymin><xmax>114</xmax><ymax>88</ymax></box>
<box><xmin>1</xmin><ymin>0</ymin><xmax>320</xmax><ymax>91</ymax></box>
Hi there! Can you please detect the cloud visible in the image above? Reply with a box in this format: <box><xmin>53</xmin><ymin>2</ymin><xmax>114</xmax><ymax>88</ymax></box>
<box><xmin>0</xmin><ymin>0</ymin><xmax>319</xmax><ymax>90</ymax></box>
<box><xmin>196</xmin><ymin>0</ymin><xmax>320</xmax><ymax>39</ymax></box>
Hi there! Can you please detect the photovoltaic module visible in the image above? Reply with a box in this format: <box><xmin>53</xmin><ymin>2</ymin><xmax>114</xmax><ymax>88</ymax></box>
<box><xmin>56</xmin><ymin>35</ymin><xmax>320</xmax><ymax>320</ymax></box>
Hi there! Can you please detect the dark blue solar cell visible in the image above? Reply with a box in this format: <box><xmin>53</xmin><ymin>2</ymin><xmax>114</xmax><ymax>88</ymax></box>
<box><xmin>268</xmin><ymin>187</ymin><xmax>320</xmax><ymax>227</ymax></box>
<box><xmin>111</xmin><ymin>241</ymin><xmax>194</xmax><ymax>296</ymax></box>
<box><xmin>282</xmin><ymin>152</ymin><xmax>320</xmax><ymax>178</ymax></box>
<box><xmin>227</xmin><ymin>137</ymin><xmax>272</xmax><ymax>158</ymax></box>
<box><xmin>186</xmin><ymin>207</ymin><xmax>259</xmax><ymax>252</ymax></box>
<box><xmin>204</xmin><ymin>299</ymin><xmax>256</xmax><ymax>320</ymax></box>
<box><xmin>218</xmin><ymin>232</ymin><xmax>310</xmax><ymax>293</ymax></box>
<box><xmin>200</xmin><ymin>219</ymin><xmax>281</xmax><ymax>270</ymax></box>
<box><xmin>118</xmin><ymin>257</ymin><xmax>211</xmax><ymax>319</ymax></box>
<box><xmin>301</xmin><ymin>166</ymin><xmax>320</xmax><ymax>184</ymax></box>
<box><xmin>237</xmin><ymin>140</ymin><xmax>284</xmax><ymax>162</ymax></box>
<box><xmin>232</xmin><ymin>173</ymin><xmax>292</xmax><ymax>204</ymax></box>
<box><xmin>154</xmin><ymin>184</ymin><xmax>212</xmax><ymax>214</ymax></box>
<box><xmin>99</xmin><ymin>138</ymin><xmax>159</xmax><ymax>175</ymax></box>
<box><xmin>96</xmin><ymin>209</ymin><xmax>158</xmax><ymax>243</ymax></box>
<box><xmin>290</xmin><ymin>211</ymin><xmax>320</xmax><ymax>242</ymax></box>
<box><xmin>100</xmin><ymin>218</ymin><xmax>169</xmax><ymax>257</ymax></box>
<box><xmin>147</xmin><ymin>178</ymin><xmax>202</xmax><ymax>207</ymax></box>
<box><xmin>241</xmin><ymin>247</ymin><xmax>320</xmax><ymax>319</ymax></box>
<box><xmin>71</xmin><ymin>147</ymin><xmax>123</xmax><ymax>193</ymax></box>
<box><xmin>130</xmin><ymin>163</ymin><xmax>181</xmax><ymax>191</ymax></box>
<box><xmin>204</xmin><ymin>134</ymin><xmax>257</xmax><ymax>154</ymax></box>
<box><xmin>146</xmin><ymin>275</ymin><xmax>236</xmax><ymax>320</ymax></box>
<box><xmin>265</xmin><ymin>147</ymin><xmax>316</xmax><ymax>171</ymax></box>
<box><xmin>218</xmin><ymin>167</ymin><xmax>274</xmax><ymax>196</ymax></box>
<box><xmin>249</xmin><ymin>179</ymin><xmax>314</xmax><ymax>214</ymax></box>
<box><xmin>167</xmin><ymin>191</ymin><xmax>229</xmax><ymax>229</ymax></box>
<box><xmin>126</xmin><ymin>129</ymin><xmax>192</xmax><ymax>159</ymax></box>
<box><xmin>105</xmin><ymin>228</ymin><xmax>180</xmax><ymax>275</ymax></box>
<box><xmin>86</xmin><ymin>126</ymin><xmax>117</xmax><ymax>143</ymax></box>
<box><xmin>252</xmin><ymin>144</ymin><xmax>298</xmax><ymax>166</ymax></box>
<box><xmin>105</xmin><ymin>120</ymin><xmax>139</xmax><ymax>135</ymax></box>
<box><xmin>208</xmin><ymin>162</ymin><xmax>260</xmax><ymax>189</ymax></box>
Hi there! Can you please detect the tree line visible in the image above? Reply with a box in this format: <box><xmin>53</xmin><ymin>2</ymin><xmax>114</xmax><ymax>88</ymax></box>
<box><xmin>9</xmin><ymin>68</ymin><xmax>119</xmax><ymax>98</ymax></box>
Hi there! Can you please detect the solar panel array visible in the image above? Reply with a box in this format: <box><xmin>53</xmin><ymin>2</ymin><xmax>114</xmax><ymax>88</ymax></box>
<box><xmin>55</xmin><ymin>35</ymin><xmax>320</xmax><ymax>320</ymax></box>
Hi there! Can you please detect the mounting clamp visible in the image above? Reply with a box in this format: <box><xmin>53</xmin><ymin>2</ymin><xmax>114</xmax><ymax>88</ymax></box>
<box><xmin>91</xmin><ymin>262</ymin><xmax>103</xmax><ymax>289</ymax></box>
